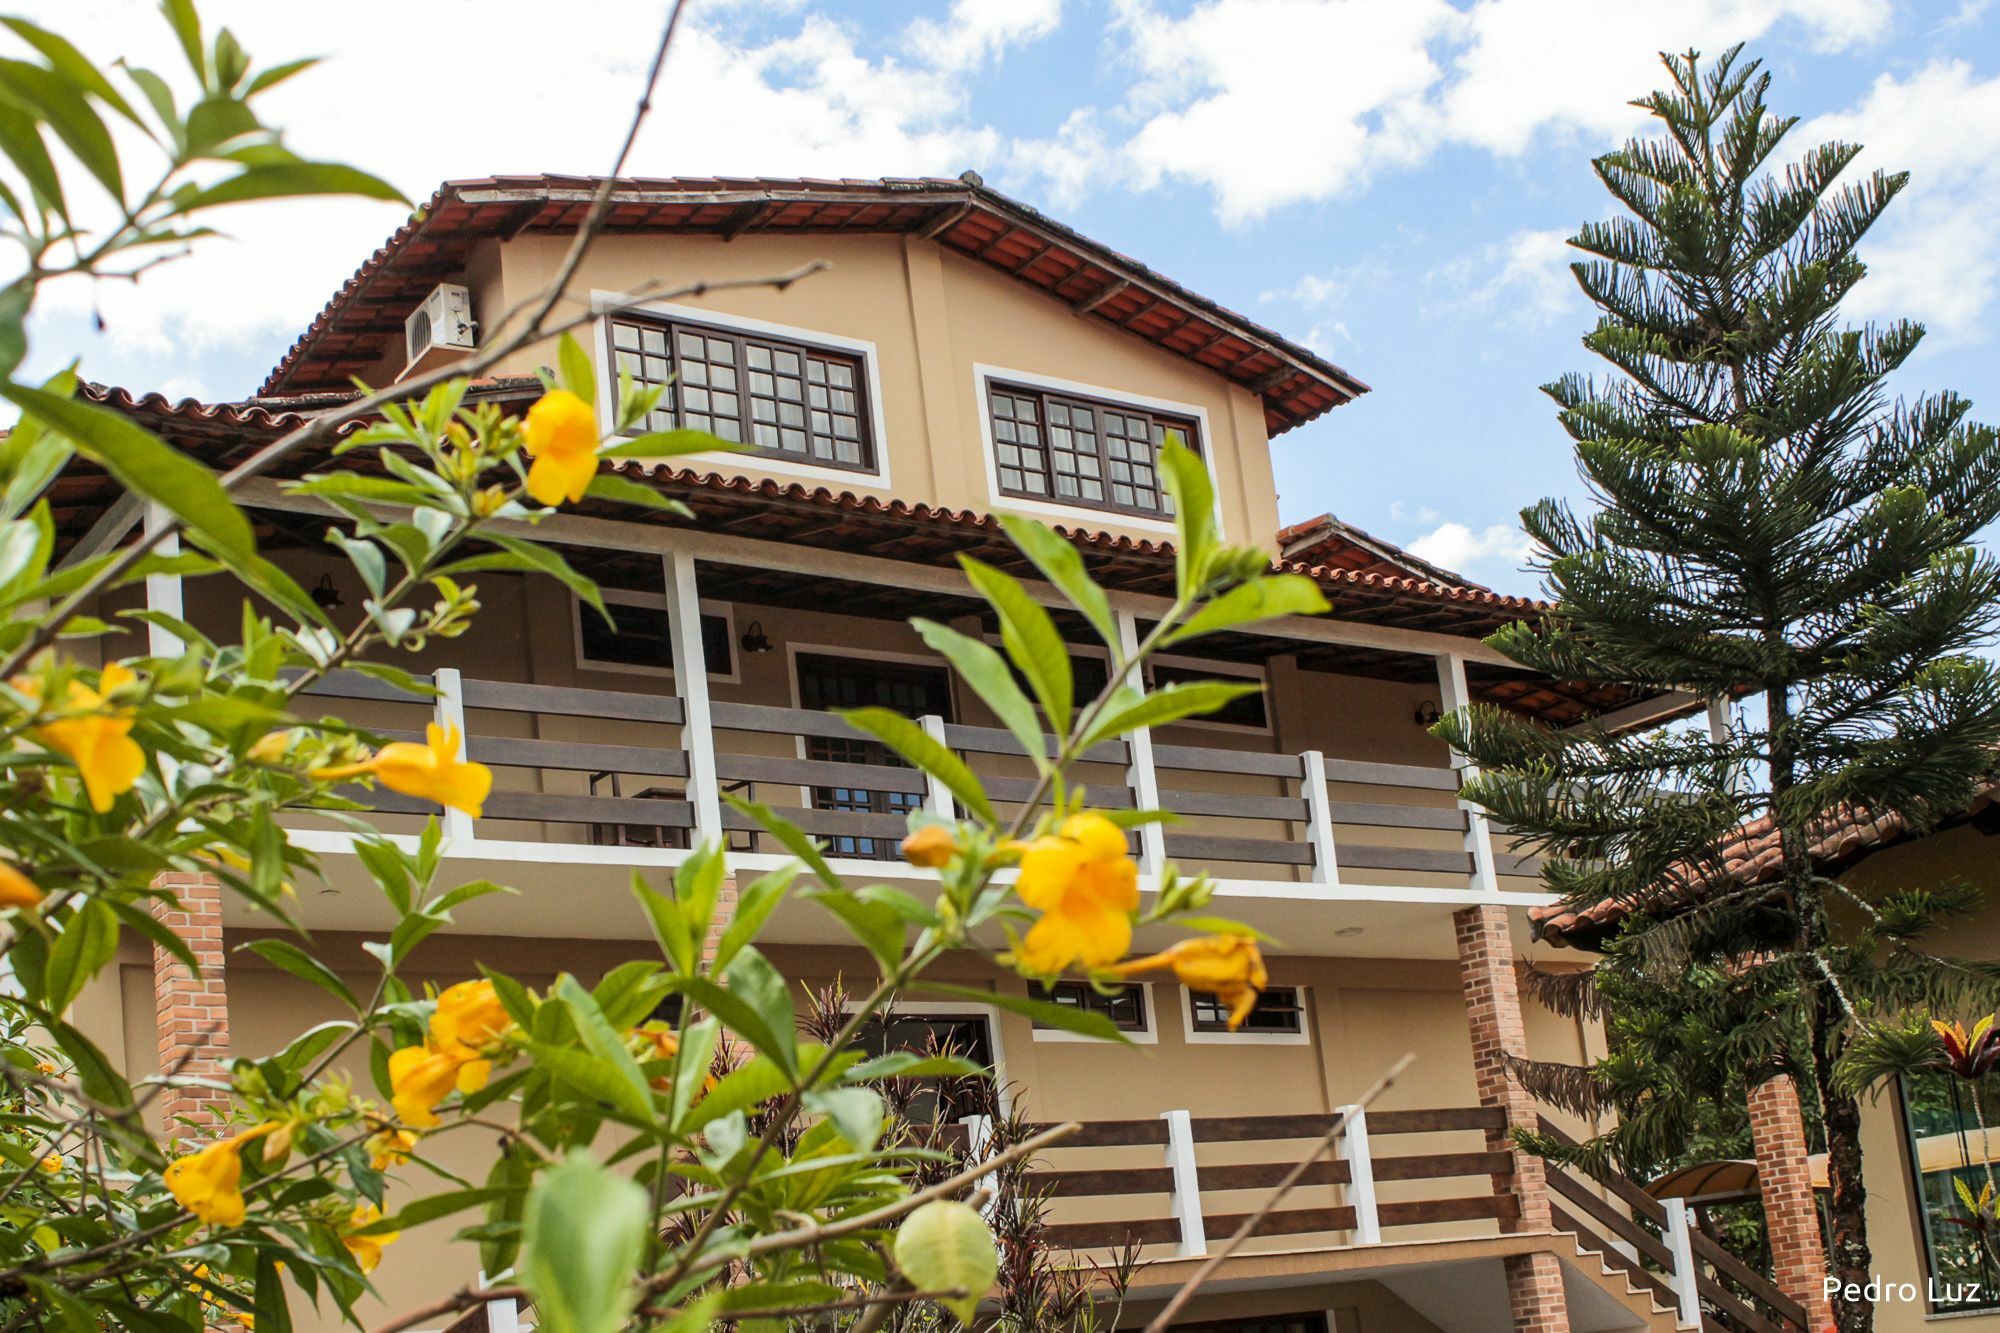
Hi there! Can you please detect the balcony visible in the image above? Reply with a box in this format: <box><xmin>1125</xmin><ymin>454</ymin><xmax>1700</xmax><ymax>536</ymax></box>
<box><xmin>287</xmin><ymin>666</ymin><xmax>1545</xmax><ymax>905</ymax></box>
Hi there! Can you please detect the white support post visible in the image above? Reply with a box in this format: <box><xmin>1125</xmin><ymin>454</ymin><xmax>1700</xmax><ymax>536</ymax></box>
<box><xmin>1335</xmin><ymin>1105</ymin><xmax>1380</xmax><ymax>1244</ymax></box>
<box><xmin>1435</xmin><ymin>653</ymin><xmax>1501</xmax><ymax>893</ymax></box>
<box><xmin>1661</xmin><ymin>1197</ymin><xmax>1701</xmax><ymax>1329</ymax></box>
<box><xmin>1161</xmin><ymin>1108</ymin><xmax>1207</xmax><ymax>1258</ymax></box>
<box><xmin>959</xmin><ymin>1113</ymin><xmax>996</xmax><ymax>1219</ymax></box>
<box><xmin>665</xmin><ymin>550</ymin><xmax>721</xmax><ymax>845</ymax></box>
<box><xmin>920</xmin><ymin>714</ymin><xmax>955</xmax><ymax>819</ymax></box>
<box><xmin>478</xmin><ymin>1271</ymin><xmax>521</xmax><ymax>1333</ymax></box>
<box><xmin>1116</xmin><ymin>610</ymin><xmax>1167</xmax><ymax>878</ymax></box>
<box><xmin>431</xmin><ymin>667</ymin><xmax>475</xmax><ymax>840</ymax></box>
<box><xmin>142</xmin><ymin>503</ymin><xmax>183</xmax><ymax>658</ymax></box>
<box><xmin>1301</xmin><ymin>749</ymin><xmax>1341</xmax><ymax>888</ymax></box>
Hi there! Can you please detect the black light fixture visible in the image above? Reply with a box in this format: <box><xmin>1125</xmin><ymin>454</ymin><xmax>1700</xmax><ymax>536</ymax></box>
<box><xmin>739</xmin><ymin>620</ymin><xmax>773</xmax><ymax>654</ymax></box>
<box><xmin>1413</xmin><ymin>699</ymin><xmax>1442</xmax><ymax>728</ymax></box>
<box><xmin>312</xmin><ymin>574</ymin><xmax>344</xmax><ymax>611</ymax></box>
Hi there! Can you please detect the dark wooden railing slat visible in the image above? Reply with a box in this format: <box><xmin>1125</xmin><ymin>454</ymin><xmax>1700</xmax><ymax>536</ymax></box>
<box><xmin>713</xmin><ymin>751</ymin><xmax>928</xmax><ymax>795</ymax></box>
<box><xmin>1688</xmin><ymin>1227</ymin><xmax>1809</xmax><ymax>1326</ymax></box>
<box><xmin>1161</xmin><ymin>833</ymin><xmax>1315</xmax><ymax>867</ymax></box>
<box><xmin>462</xmin><ymin>678</ymin><xmax>684</xmax><ymax>725</ymax></box>
<box><xmin>1150</xmin><ymin>744</ymin><xmax>1302</xmax><ymax>778</ymax></box>
<box><xmin>1546</xmin><ymin>1170</ymin><xmax>1674</xmax><ymax>1269</ymax></box>
<box><xmin>1156</xmin><ymin>788</ymin><xmax>1308</xmax><ymax>821</ymax></box>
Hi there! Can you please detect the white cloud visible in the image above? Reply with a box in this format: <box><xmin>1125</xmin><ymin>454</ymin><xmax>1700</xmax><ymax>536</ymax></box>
<box><xmin>1425</xmin><ymin>227</ymin><xmax>1578</xmax><ymax>328</ymax></box>
<box><xmin>1407</xmin><ymin>520</ymin><xmax>1533</xmax><ymax>579</ymax></box>
<box><xmin>1797</xmin><ymin>61</ymin><xmax>2000</xmax><ymax>345</ymax></box>
<box><xmin>1027</xmin><ymin>0</ymin><xmax>1893</xmax><ymax>222</ymax></box>
<box><xmin>12</xmin><ymin>0</ymin><xmax>1048</xmax><ymax>380</ymax></box>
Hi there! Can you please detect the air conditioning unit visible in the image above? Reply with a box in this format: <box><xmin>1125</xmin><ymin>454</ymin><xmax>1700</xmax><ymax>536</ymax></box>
<box><xmin>402</xmin><ymin>282</ymin><xmax>475</xmax><ymax>377</ymax></box>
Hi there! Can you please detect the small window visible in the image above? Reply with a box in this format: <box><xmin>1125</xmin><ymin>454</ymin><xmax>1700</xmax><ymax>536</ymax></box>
<box><xmin>986</xmin><ymin>378</ymin><xmax>1198</xmax><ymax>518</ymax></box>
<box><xmin>1190</xmin><ymin>985</ymin><xmax>1304</xmax><ymax>1035</ymax></box>
<box><xmin>578</xmin><ymin>601</ymin><xmax>733</xmax><ymax>677</ymax></box>
<box><xmin>610</xmin><ymin>314</ymin><xmax>876</xmax><ymax>472</ymax></box>
<box><xmin>1030</xmin><ymin>980</ymin><xmax>1149</xmax><ymax>1032</ymax></box>
<box><xmin>1149</xmin><ymin>662</ymin><xmax>1268</xmax><ymax>729</ymax></box>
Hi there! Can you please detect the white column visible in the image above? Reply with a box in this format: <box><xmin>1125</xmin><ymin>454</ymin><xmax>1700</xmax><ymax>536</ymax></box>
<box><xmin>665</xmin><ymin>550</ymin><xmax>721</xmax><ymax>843</ymax></box>
<box><xmin>142</xmin><ymin>503</ymin><xmax>183</xmax><ymax>658</ymax></box>
<box><xmin>1336</xmin><ymin>1104</ymin><xmax>1380</xmax><ymax>1244</ymax></box>
<box><xmin>1435</xmin><ymin>653</ymin><xmax>1501</xmax><ymax>893</ymax></box>
<box><xmin>1161</xmin><ymin>1108</ymin><xmax>1207</xmax><ymax>1258</ymax></box>
<box><xmin>1301</xmin><ymin>749</ymin><xmax>1341</xmax><ymax>887</ymax></box>
<box><xmin>1115</xmin><ymin>609</ymin><xmax>1167</xmax><ymax>878</ymax></box>
<box><xmin>959</xmin><ymin>1113</ymin><xmax>996</xmax><ymax>1220</ymax></box>
<box><xmin>920</xmin><ymin>714</ymin><xmax>955</xmax><ymax>819</ymax></box>
<box><xmin>431</xmin><ymin>667</ymin><xmax>474</xmax><ymax>840</ymax></box>
<box><xmin>1662</xmin><ymin>1197</ymin><xmax>1701</xmax><ymax>1329</ymax></box>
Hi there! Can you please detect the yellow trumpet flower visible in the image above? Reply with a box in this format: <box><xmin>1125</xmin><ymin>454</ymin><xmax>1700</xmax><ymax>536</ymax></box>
<box><xmin>313</xmin><ymin>723</ymin><xmax>492</xmax><ymax>819</ymax></box>
<box><xmin>1014</xmin><ymin>813</ymin><xmax>1138</xmax><ymax>974</ymax></box>
<box><xmin>522</xmin><ymin>389</ymin><xmax>600</xmax><ymax>507</ymax></box>
<box><xmin>163</xmin><ymin>1123</ymin><xmax>279</xmax><ymax>1228</ymax></box>
<box><xmin>34</xmin><ymin>662</ymin><xmax>145</xmax><ymax>813</ymax></box>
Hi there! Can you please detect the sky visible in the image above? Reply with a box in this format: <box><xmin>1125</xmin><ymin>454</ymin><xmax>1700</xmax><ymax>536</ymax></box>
<box><xmin>17</xmin><ymin>0</ymin><xmax>2000</xmax><ymax>596</ymax></box>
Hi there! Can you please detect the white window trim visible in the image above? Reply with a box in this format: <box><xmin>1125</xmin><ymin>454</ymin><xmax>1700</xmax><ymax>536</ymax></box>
<box><xmin>1029</xmin><ymin>980</ymin><xmax>1157</xmax><ymax>1044</ymax></box>
<box><xmin>1149</xmin><ymin>651</ymin><xmax>1273</xmax><ymax>737</ymax></box>
<box><xmin>971</xmin><ymin>362</ymin><xmax>1222</xmax><ymax>535</ymax></box>
<box><xmin>592</xmin><ymin>293</ymin><xmax>892</xmax><ymax>488</ymax></box>
<box><xmin>1179</xmin><ymin>983</ymin><xmax>1312</xmax><ymax>1046</ymax></box>
<box><xmin>841</xmin><ymin>997</ymin><xmax>1010</xmax><ymax>1115</ymax></box>
<box><xmin>572</xmin><ymin>589</ymin><xmax>740</xmax><ymax>685</ymax></box>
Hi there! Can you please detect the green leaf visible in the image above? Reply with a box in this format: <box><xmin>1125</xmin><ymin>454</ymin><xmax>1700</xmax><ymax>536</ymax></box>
<box><xmin>1162</xmin><ymin>574</ymin><xmax>1329</xmax><ymax>646</ymax></box>
<box><xmin>632</xmin><ymin>872</ymin><xmax>695</xmax><ymax>976</ymax></box>
<box><xmin>0</xmin><ymin>104</ymin><xmax>60</xmax><ymax>217</ymax></box>
<box><xmin>519</xmin><ymin>1154</ymin><xmax>649</xmax><ymax>1333</ymax></box>
<box><xmin>804</xmin><ymin>1086</ymin><xmax>884</xmax><ymax>1151</ymax></box>
<box><xmin>916</xmin><ymin>982</ymin><xmax>1126</xmax><ymax>1043</ymax></box>
<box><xmin>721</xmin><ymin>947</ymin><xmax>797</xmax><ymax>1076</ymax></box>
<box><xmin>1159</xmin><ymin>437</ymin><xmax>1215</xmax><ymax>595</ymax></box>
<box><xmin>0</xmin><ymin>57</ymin><xmax>121</xmax><ymax>197</ymax></box>
<box><xmin>582</xmin><ymin>472</ymin><xmax>694</xmax><ymax>515</ymax></box>
<box><xmin>161</xmin><ymin>0</ymin><xmax>206</xmax><ymax>81</ymax></box>
<box><xmin>46</xmin><ymin>898</ymin><xmax>117</xmax><ymax>1016</ymax></box>
<box><xmin>802</xmin><ymin>887</ymin><xmax>906</xmax><ymax>971</ymax></box>
<box><xmin>725</xmin><ymin>794</ymin><xmax>843</xmax><ymax>890</ymax></box>
<box><xmin>668</xmin><ymin>1016</ymin><xmax>720</xmax><ymax>1130</ymax></box>
<box><xmin>554</xmin><ymin>975</ymin><xmax>654</xmax><ymax>1118</ymax></box>
<box><xmin>0</xmin><ymin>19</ymin><xmax>143</xmax><ymax>127</ymax></box>
<box><xmin>0</xmin><ymin>381</ymin><xmax>254</xmax><ymax>559</ymax></box>
<box><xmin>712</xmin><ymin>864</ymin><xmax>799</xmax><ymax>975</ymax></box>
<box><xmin>598</xmin><ymin>429</ymin><xmax>739</xmax><ymax>459</ymax></box>
<box><xmin>913</xmin><ymin>618</ymin><xmax>1045</xmax><ymax>766</ymax></box>
<box><xmin>838</xmin><ymin>706</ymin><xmax>992</xmax><ymax>824</ymax></box>
<box><xmin>360</xmin><ymin>1186</ymin><xmax>513</xmax><ymax>1235</ymax></box>
<box><xmin>174</xmin><ymin>161</ymin><xmax>404</xmax><ymax>210</ymax></box>
<box><xmin>893</xmin><ymin>1200</ymin><xmax>997</xmax><ymax>1324</ymax></box>
<box><xmin>486</xmin><ymin>533</ymin><xmax>605</xmax><ymax>619</ymax></box>
<box><xmin>960</xmin><ymin>555</ymin><xmax>1071</xmax><ymax>735</ymax></box>
<box><xmin>1079</xmin><ymin>680</ymin><xmax>1263</xmax><ymax>751</ymax></box>
<box><xmin>997</xmin><ymin>514</ymin><xmax>1119</xmax><ymax>654</ymax></box>
<box><xmin>556</xmin><ymin>331</ymin><xmax>595</xmax><ymax>401</ymax></box>
<box><xmin>242</xmin><ymin>939</ymin><xmax>360</xmax><ymax>1011</ymax></box>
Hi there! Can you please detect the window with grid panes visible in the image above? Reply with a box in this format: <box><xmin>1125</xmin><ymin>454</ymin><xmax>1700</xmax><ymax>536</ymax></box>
<box><xmin>795</xmin><ymin>655</ymin><xmax>952</xmax><ymax>860</ymax></box>
<box><xmin>1029</xmin><ymin>980</ymin><xmax>1148</xmax><ymax>1032</ymax></box>
<box><xmin>1190</xmin><ymin>985</ymin><xmax>1304</xmax><ymax>1035</ymax></box>
<box><xmin>986</xmin><ymin>379</ymin><xmax>1198</xmax><ymax>518</ymax></box>
<box><xmin>608</xmin><ymin>315</ymin><xmax>875</xmax><ymax>472</ymax></box>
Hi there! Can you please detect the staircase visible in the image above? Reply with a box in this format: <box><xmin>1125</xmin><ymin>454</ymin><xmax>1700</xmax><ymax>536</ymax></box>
<box><xmin>1559</xmin><ymin>1227</ymin><xmax>1685</xmax><ymax>1330</ymax></box>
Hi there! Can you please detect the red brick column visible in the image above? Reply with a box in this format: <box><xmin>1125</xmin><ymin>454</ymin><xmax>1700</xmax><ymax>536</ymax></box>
<box><xmin>1749</xmin><ymin>1073</ymin><xmax>1834</xmax><ymax>1327</ymax></box>
<box><xmin>151</xmin><ymin>872</ymin><xmax>233</xmax><ymax>1136</ymax></box>
<box><xmin>1454</xmin><ymin>903</ymin><xmax>1570</xmax><ymax>1332</ymax></box>
<box><xmin>700</xmin><ymin>876</ymin><xmax>738</xmax><ymax>966</ymax></box>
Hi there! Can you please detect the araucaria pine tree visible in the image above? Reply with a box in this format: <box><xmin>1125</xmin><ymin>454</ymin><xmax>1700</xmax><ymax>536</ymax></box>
<box><xmin>1437</xmin><ymin>46</ymin><xmax>2000</xmax><ymax>1332</ymax></box>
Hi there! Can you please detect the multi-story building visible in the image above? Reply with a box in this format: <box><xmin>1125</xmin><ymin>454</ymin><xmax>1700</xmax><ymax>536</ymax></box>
<box><xmin>57</xmin><ymin>176</ymin><xmax>1797</xmax><ymax>1332</ymax></box>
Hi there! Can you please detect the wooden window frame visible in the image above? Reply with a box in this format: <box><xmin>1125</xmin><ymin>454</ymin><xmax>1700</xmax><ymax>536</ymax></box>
<box><xmin>1185</xmin><ymin>985</ymin><xmax>1308</xmax><ymax>1042</ymax></box>
<box><xmin>608</xmin><ymin>312</ymin><xmax>879</xmax><ymax>474</ymax></box>
<box><xmin>1028</xmin><ymin>980</ymin><xmax>1152</xmax><ymax>1037</ymax></box>
<box><xmin>982</xmin><ymin>375</ymin><xmax>1201</xmax><ymax>519</ymax></box>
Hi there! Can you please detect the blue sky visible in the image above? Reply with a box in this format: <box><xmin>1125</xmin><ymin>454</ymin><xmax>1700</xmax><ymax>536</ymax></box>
<box><xmin>24</xmin><ymin>0</ymin><xmax>2000</xmax><ymax>594</ymax></box>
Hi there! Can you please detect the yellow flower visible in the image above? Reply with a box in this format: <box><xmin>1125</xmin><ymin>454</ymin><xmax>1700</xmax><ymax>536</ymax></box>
<box><xmin>163</xmin><ymin>1123</ymin><xmax>278</xmax><ymax>1228</ymax></box>
<box><xmin>245</xmin><ymin>730</ymin><xmax>292</xmax><ymax>765</ymax></box>
<box><xmin>38</xmin><ymin>1153</ymin><xmax>60</xmax><ymax>1174</ymax></box>
<box><xmin>900</xmin><ymin>825</ymin><xmax>957</xmax><ymax>868</ymax></box>
<box><xmin>0</xmin><ymin>863</ymin><xmax>42</xmax><ymax>910</ymax></box>
<box><xmin>430</xmin><ymin>980</ymin><xmax>511</xmax><ymax>1060</ymax></box>
<box><xmin>387</xmin><ymin>1043</ymin><xmax>464</xmax><ymax>1128</ymax></box>
<box><xmin>313</xmin><ymin>723</ymin><xmax>492</xmax><ymax>819</ymax></box>
<box><xmin>1014</xmin><ymin>813</ymin><xmax>1138</xmax><ymax>974</ymax></box>
<box><xmin>522</xmin><ymin>389</ymin><xmax>600</xmax><ymax>507</ymax></box>
<box><xmin>1113</xmin><ymin>934</ymin><xmax>1268</xmax><ymax>1030</ymax></box>
<box><xmin>34</xmin><ymin>662</ymin><xmax>145</xmax><ymax>813</ymax></box>
<box><xmin>343</xmin><ymin>1202</ymin><xmax>399</xmax><ymax>1275</ymax></box>
<box><xmin>367</xmin><ymin>1126</ymin><xmax>418</xmax><ymax>1171</ymax></box>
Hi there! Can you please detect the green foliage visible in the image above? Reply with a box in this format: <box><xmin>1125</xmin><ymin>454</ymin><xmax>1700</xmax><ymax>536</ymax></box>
<box><xmin>1441</xmin><ymin>45</ymin><xmax>2000</xmax><ymax>1321</ymax></box>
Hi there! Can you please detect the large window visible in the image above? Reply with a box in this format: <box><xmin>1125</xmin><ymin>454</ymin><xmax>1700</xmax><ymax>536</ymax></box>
<box><xmin>576</xmin><ymin>596</ymin><xmax>734</xmax><ymax>678</ymax></box>
<box><xmin>1901</xmin><ymin>1071</ymin><xmax>2000</xmax><ymax>1313</ymax></box>
<box><xmin>609</xmin><ymin>315</ymin><xmax>876</xmax><ymax>472</ymax></box>
<box><xmin>796</xmin><ymin>654</ymin><xmax>953</xmax><ymax>861</ymax></box>
<box><xmin>1190</xmin><ymin>985</ymin><xmax>1305</xmax><ymax>1036</ymax></box>
<box><xmin>1029</xmin><ymin>980</ymin><xmax>1149</xmax><ymax>1033</ymax></box>
<box><xmin>985</xmin><ymin>378</ymin><xmax>1199</xmax><ymax>518</ymax></box>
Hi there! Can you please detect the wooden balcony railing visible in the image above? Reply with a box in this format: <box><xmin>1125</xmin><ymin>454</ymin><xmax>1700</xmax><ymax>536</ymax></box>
<box><xmin>294</xmin><ymin>670</ymin><xmax>1541</xmax><ymax>891</ymax></box>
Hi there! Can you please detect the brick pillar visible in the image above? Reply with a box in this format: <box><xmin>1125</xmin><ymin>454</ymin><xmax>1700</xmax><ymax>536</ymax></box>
<box><xmin>699</xmin><ymin>876</ymin><xmax>738</xmax><ymax>967</ymax></box>
<box><xmin>151</xmin><ymin>873</ymin><xmax>233</xmax><ymax>1136</ymax></box>
<box><xmin>1749</xmin><ymin>1073</ymin><xmax>1834</xmax><ymax>1327</ymax></box>
<box><xmin>1454</xmin><ymin>903</ymin><xmax>1570</xmax><ymax>1333</ymax></box>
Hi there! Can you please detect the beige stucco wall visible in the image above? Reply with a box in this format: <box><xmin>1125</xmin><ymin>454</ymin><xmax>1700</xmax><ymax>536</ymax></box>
<box><xmin>356</xmin><ymin>229</ymin><xmax>1284</xmax><ymax>552</ymax></box>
